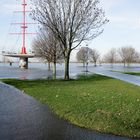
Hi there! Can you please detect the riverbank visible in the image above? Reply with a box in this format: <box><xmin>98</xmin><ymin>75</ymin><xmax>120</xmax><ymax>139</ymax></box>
<box><xmin>2</xmin><ymin>74</ymin><xmax>140</xmax><ymax>138</ymax></box>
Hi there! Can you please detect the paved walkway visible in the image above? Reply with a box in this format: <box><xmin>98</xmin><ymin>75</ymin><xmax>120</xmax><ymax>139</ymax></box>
<box><xmin>0</xmin><ymin>82</ymin><xmax>139</xmax><ymax>140</ymax></box>
<box><xmin>89</xmin><ymin>67</ymin><xmax>140</xmax><ymax>86</ymax></box>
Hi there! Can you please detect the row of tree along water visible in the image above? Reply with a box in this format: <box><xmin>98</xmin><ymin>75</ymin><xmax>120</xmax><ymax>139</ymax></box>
<box><xmin>76</xmin><ymin>46</ymin><xmax>140</xmax><ymax>67</ymax></box>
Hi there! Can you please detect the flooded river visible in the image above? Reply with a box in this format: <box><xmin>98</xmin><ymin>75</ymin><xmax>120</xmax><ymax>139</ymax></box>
<box><xmin>1</xmin><ymin>62</ymin><xmax>140</xmax><ymax>79</ymax></box>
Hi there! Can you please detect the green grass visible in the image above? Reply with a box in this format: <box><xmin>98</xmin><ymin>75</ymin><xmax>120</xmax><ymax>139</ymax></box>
<box><xmin>123</xmin><ymin>72</ymin><xmax>140</xmax><ymax>76</ymax></box>
<box><xmin>112</xmin><ymin>70</ymin><xmax>140</xmax><ymax>76</ymax></box>
<box><xmin>2</xmin><ymin>74</ymin><xmax>140</xmax><ymax>138</ymax></box>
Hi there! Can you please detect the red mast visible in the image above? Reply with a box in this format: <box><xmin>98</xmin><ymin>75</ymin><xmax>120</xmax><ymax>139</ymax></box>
<box><xmin>10</xmin><ymin>0</ymin><xmax>36</xmax><ymax>54</ymax></box>
<box><xmin>3</xmin><ymin>0</ymin><xmax>36</xmax><ymax>69</ymax></box>
<box><xmin>21</xmin><ymin>0</ymin><xmax>27</xmax><ymax>54</ymax></box>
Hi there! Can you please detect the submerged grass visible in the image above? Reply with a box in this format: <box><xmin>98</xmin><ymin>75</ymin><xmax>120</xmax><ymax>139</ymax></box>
<box><xmin>123</xmin><ymin>72</ymin><xmax>140</xmax><ymax>76</ymax></box>
<box><xmin>112</xmin><ymin>70</ymin><xmax>140</xmax><ymax>76</ymax></box>
<box><xmin>2</xmin><ymin>74</ymin><xmax>140</xmax><ymax>138</ymax></box>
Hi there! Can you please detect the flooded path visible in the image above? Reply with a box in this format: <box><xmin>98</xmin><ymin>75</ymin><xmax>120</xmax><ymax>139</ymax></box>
<box><xmin>90</xmin><ymin>66</ymin><xmax>140</xmax><ymax>86</ymax></box>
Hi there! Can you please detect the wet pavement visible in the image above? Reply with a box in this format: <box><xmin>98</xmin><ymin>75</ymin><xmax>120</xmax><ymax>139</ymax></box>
<box><xmin>0</xmin><ymin>82</ymin><xmax>139</xmax><ymax>140</ymax></box>
<box><xmin>90</xmin><ymin>66</ymin><xmax>140</xmax><ymax>86</ymax></box>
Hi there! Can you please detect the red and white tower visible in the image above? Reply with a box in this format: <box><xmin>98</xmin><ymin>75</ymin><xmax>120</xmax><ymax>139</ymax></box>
<box><xmin>3</xmin><ymin>0</ymin><xmax>36</xmax><ymax>69</ymax></box>
<box><xmin>21</xmin><ymin>0</ymin><xmax>27</xmax><ymax>54</ymax></box>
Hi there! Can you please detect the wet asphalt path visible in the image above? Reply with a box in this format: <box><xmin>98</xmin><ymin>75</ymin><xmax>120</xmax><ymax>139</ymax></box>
<box><xmin>0</xmin><ymin>82</ymin><xmax>139</xmax><ymax>140</ymax></box>
<box><xmin>88</xmin><ymin>66</ymin><xmax>140</xmax><ymax>86</ymax></box>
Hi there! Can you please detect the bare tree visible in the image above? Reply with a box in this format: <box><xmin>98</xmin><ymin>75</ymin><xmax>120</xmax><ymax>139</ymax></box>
<box><xmin>104</xmin><ymin>48</ymin><xmax>117</xmax><ymax>67</ymax></box>
<box><xmin>90</xmin><ymin>49</ymin><xmax>100</xmax><ymax>66</ymax></box>
<box><xmin>118</xmin><ymin>46</ymin><xmax>139</xmax><ymax>67</ymax></box>
<box><xmin>33</xmin><ymin>30</ymin><xmax>51</xmax><ymax>70</ymax></box>
<box><xmin>32</xmin><ymin>28</ymin><xmax>63</xmax><ymax>79</ymax></box>
<box><xmin>76</xmin><ymin>47</ymin><xmax>92</xmax><ymax>66</ymax></box>
<box><xmin>31</xmin><ymin>0</ymin><xmax>108</xmax><ymax>79</ymax></box>
<box><xmin>118</xmin><ymin>47</ymin><xmax>127</xmax><ymax>67</ymax></box>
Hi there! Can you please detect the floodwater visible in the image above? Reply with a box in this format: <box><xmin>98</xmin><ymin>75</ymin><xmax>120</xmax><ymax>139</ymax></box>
<box><xmin>0</xmin><ymin>62</ymin><xmax>140</xmax><ymax>140</ymax></box>
<box><xmin>0</xmin><ymin>62</ymin><xmax>81</xmax><ymax>79</ymax></box>
<box><xmin>1</xmin><ymin>62</ymin><xmax>140</xmax><ymax>80</ymax></box>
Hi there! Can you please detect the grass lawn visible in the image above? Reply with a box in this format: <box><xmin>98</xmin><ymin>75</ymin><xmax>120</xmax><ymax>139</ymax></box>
<box><xmin>112</xmin><ymin>70</ymin><xmax>140</xmax><ymax>76</ymax></box>
<box><xmin>2</xmin><ymin>74</ymin><xmax>140</xmax><ymax>138</ymax></box>
<box><xmin>123</xmin><ymin>72</ymin><xmax>140</xmax><ymax>76</ymax></box>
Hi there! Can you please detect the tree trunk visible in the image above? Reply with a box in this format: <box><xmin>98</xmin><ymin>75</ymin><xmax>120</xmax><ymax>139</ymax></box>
<box><xmin>124</xmin><ymin>62</ymin><xmax>125</xmax><ymax>67</ymax></box>
<box><xmin>64</xmin><ymin>54</ymin><xmax>70</xmax><ymax>80</ymax></box>
<box><xmin>127</xmin><ymin>62</ymin><xmax>130</xmax><ymax>67</ymax></box>
<box><xmin>83</xmin><ymin>62</ymin><xmax>85</xmax><ymax>67</ymax></box>
<box><xmin>94</xmin><ymin>61</ymin><xmax>97</xmax><ymax>67</ymax></box>
<box><xmin>53</xmin><ymin>62</ymin><xmax>56</xmax><ymax>79</ymax></box>
<box><xmin>48</xmin><ymin>62</ymin><xmax>51</xmax><ymax>71</ymax></box>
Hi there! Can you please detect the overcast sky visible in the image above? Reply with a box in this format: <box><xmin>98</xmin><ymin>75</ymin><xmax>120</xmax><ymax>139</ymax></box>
<box><xmin>96</xmin><ymin>0</ymin><xmax>140</xmax><ymax>54</ymax></box>
<box><xmin>0</xmin><ymin>0</ymin><xmax>140</xmax><ymax>61</ymax></box>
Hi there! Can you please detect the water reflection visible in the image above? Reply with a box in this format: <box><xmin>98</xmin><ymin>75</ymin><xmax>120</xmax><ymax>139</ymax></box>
<box><xmin>1</xmin><ymin>63</ymin><xmax>140</xmax><ymax>79</ymax></box>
